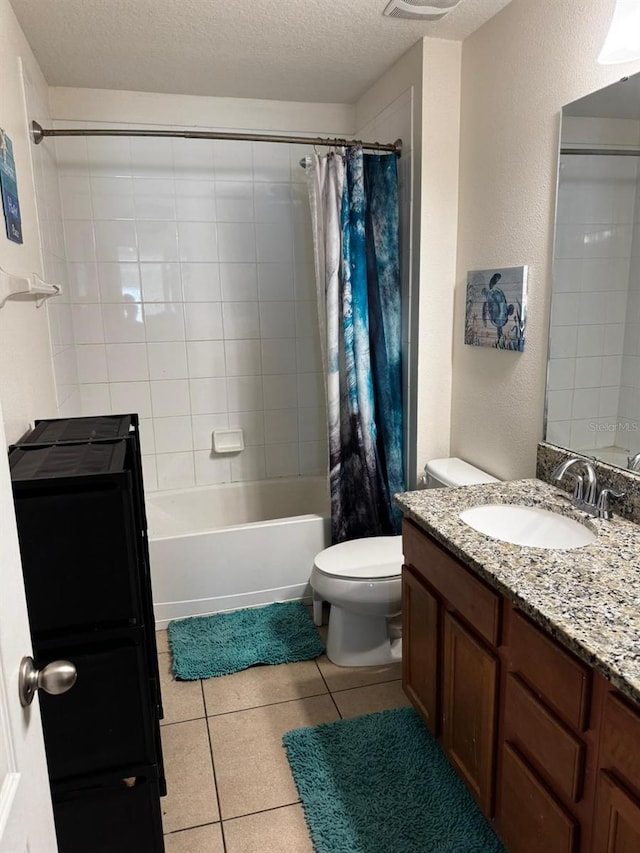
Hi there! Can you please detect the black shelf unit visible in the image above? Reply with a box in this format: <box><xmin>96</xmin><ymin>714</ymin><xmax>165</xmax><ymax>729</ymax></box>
<box><xmin>10</xmin><ymin>414</ymin><xmax>165</xmax><ymax>853</ymax></box>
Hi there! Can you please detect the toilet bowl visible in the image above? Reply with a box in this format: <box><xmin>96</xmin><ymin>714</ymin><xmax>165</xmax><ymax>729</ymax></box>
<box><xmin>311</xmin><ymin>457</ymin><xmax>498</xmax><ymax>668</ymax></box>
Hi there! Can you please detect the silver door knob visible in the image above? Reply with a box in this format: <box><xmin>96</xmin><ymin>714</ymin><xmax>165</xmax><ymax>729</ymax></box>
<box><xmin>19</xmin><ymin>656</ymin><xmax>77</xmax><ymax>707</ymax></box>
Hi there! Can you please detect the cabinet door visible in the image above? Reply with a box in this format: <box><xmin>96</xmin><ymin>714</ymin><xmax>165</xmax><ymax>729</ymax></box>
<box><xmin>402</xmin><ymin>565</ymin><xmax>439</xmax><ymax>734</ymax></box>
<box><xmin>592</xmin><ymin>771</ymin><xmax>640</xmax><ymax>852</ymax></box>
<box><xmin>442</xmin><ymin>611</ymin><xmax>498</xmax><ymax>816</ymax></box>
<box><xmin>497</xmin><ymin>742</ymin><xmax>578</xmax><ymax>853</ymax></box>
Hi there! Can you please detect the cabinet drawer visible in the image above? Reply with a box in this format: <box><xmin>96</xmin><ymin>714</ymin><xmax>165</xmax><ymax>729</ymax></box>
<box><xmin>600</xmin><ymin>692</ymin><xmax>640</xmax><ymax>798</ymax></box>
<box><xmin>497</xmin><ymin>742</ymin><xmax>578</xmax><ymax>853</ymax></box>
<box><xmin>402</xmin><ymin>520</ymin><xmax>500</xmax><ymax>646</ymax></box>
<box><xmin>507</xmin><ymin>609</ymin><xmax>591</xmax><ymax>731</ymax></box>
<box><xmin>38</xmin><ymin>637</ymin><xmax>158</xmax><ymax>782</ymax></box>
<box><xmin>504</xmin><ymin>673</ymin><xmax>584</xmax><ymax>803</ymax></box>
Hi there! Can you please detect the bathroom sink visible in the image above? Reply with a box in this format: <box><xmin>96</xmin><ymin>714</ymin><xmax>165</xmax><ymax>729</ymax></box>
<box><xmin>459</xmin><ymin>504</ymin><xmax>596</xmax><ymax>550</ymax></box>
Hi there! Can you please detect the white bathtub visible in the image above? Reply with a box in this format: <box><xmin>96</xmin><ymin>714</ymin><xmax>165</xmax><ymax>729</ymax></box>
<box><xmin>146</xmin><ymin>476</ymin><xmax>330</xmax><ymax>627</ymax></box>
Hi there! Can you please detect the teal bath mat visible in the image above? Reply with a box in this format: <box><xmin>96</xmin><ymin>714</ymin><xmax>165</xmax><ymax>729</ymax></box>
<box><xmin>283</xmin><ymin>707</ymin><xmax>505</xmax><ymax>853</ymax></box>
<box><xmin>168</xmin><ymin>601</ymin><xmax>325</xmax><ymax>679</ymax></box>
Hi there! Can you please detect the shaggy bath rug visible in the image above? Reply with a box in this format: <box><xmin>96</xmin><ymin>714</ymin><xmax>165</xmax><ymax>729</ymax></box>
<box><xmin>283</xmin><ymin>707</ymin><xmax>505</xmax><ymax>853</ymax></box>
<box><xmin>167</xmin><ymin>601</ymin><xmax>325</xmax><ymax>679</ymax></box>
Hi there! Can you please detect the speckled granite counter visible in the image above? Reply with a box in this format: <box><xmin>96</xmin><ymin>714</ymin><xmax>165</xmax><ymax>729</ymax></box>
<box><xmin>395</xmin><ymin>478</ymin><xmax>640</xmax><ymax>705</ymax></box>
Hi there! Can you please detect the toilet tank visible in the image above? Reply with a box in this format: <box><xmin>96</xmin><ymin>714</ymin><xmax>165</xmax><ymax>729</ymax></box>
<box><xmin>424</xmin><ymin>457</ymin><xmax>498</xmax><ymax>489</ymax></box>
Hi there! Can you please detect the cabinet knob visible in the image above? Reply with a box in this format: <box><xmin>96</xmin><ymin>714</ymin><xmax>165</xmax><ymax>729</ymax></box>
<box><xmin>19</xmin><ymin>656</ymin><xmax>77</xmax><ymax>707</ymax></box>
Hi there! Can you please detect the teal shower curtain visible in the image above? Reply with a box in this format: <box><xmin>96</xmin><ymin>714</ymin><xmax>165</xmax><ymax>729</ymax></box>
<box><xmin>307</xmin><ymin>147</ymin><xmax>404</xmax><ymax>544</ymax></box>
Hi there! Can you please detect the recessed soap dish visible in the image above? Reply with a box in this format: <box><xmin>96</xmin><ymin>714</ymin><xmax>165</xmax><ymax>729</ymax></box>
<box><xmin>212</xmin><ymin>428</ymin><xmax>244</xmax><ymax>454</ymax></box>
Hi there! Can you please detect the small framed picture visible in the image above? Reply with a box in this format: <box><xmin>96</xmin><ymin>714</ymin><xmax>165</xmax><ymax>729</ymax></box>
<box><xmin>464</xmin><ymin>265</ymin><xmax>528</xmax><ymax>351</ymax></box>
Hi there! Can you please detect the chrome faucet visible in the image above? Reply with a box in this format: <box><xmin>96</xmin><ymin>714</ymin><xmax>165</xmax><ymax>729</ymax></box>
<box><xmin>627</xmin><ymin>451</ymin><xmax>640</xmax><ymax>472</ymax></box>
<box><xmin>552</xmin><ymin>457</ymin><xmax>624</xmax><ymax>519</ymax></box>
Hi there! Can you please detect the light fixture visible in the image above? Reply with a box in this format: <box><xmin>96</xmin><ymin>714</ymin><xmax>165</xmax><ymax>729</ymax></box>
<box><xmin>598</xmin><ymin>0</ymin><xmax>640</xmax><ymax>64</ymax></box>
<box><xmin>383</xmin><ymin>0</ymin><xmax>461</xmax><ymax>22</ymax></box>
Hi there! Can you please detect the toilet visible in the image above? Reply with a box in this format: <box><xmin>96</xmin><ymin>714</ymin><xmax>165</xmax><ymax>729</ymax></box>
<box><xmin>311</xmin><ymin>457</ymin><xmax>498</xmax><ymax>667</ymax></box>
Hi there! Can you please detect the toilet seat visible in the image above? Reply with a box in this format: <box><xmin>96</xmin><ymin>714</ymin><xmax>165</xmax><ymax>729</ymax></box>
<box><xmin>313</xmin><ymin>536</ymin><xmax>403</xmax><ymax>581</ymax></box>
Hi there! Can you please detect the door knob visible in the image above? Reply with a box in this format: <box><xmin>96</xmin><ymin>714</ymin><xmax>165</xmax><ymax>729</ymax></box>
<box><xmin>19</xmin><ymin>656</ymin><xmax>77</xmax><ymax>707</ymax></box>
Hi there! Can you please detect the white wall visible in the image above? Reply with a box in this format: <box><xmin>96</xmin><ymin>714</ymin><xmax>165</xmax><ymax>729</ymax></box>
<box><xmin>48</xmin><ymin>88</ymin><xmax>354</xmax><ymax>490</ymax></box>
<box><xmin>0</xmin><ymin>0</ymin><xmax>57</xmax><ymax>443</ymax></box>
<box><xmin>451</xmin><ymin>0</ymin><xmax>640</xmax><ymax>481</ymax></box>
<box><xmin>355</xmin><ymin>37</ymin><xmax>461</xmax><ymax>486</ymax></box>
<box><xmin>355</xmin><ymin>40</ymin><xmax>422</xmax><ymax>487</ymax></box>
<box><xmin>417</xmin><ymin>38</ymin><xmax>461</xmax><ymax>474</ymax></box>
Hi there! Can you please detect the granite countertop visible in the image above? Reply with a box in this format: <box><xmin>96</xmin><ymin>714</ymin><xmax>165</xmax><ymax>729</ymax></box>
<box><xmin>395</xmin><ymin>478</ymin><xmax>640</xmax><ymax>705</ymax></box>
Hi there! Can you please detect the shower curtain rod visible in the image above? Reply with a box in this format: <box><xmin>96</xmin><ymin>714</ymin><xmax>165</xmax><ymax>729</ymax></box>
<box><xmin>30</xmin><ymin>120</ymin><xmax>402</xmax><ymax>155</ymax></box>
<box><xmin>561</xmin><ymin>147</ymin><xmax>640</xmax><ymax>156</ymax></box>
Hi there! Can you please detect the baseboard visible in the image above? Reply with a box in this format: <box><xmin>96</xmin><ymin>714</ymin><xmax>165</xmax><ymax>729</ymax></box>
<box><xmin>153</xmin><ymin>582</ymin><xmax>313</xmax><ymax>628</ymax></box>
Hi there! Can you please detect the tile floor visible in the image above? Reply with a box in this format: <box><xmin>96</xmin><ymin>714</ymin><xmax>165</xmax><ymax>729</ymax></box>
<box><xmin>156</xmin><ymin>611</ymin><xmax>409</xmax><ymax>852</ymax></box>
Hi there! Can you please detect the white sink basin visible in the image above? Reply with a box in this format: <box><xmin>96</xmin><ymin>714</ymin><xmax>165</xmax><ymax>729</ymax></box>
<box><xmin>459</xmin><ymin>504</ymin><xmax>596</xmax><ymax>550</ymax></box>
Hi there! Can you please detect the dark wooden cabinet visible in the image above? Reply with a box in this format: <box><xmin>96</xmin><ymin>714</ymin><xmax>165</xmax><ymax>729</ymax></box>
<box><xmin>502</xmin><ymin>672</ymin><xmax>585</xmax><ymax>805</ymax></box>
<box><xmin>442</xmin><ymin>611</ymin><xmax>498</xmax><ymax>815</ymax></box>
<box><xmin>10</xmin><ymin>415</ymin><xmax>165</xmax><ymax>853</ymax></box>
<box><xmin>401</xmin><ymin>564</ymin><xmax>439</xmax><ymax>734</ymax></box>
<box><xmin>498</xmin><ymin>741</ymin><xmax>579</xmax><ymax>853</ymax></box>
<box><xmin>592</xmin><ymin>772</ymin><xmax>640</xmax><ymax>852</ymax></box>
<box><xmin>401</xmin><ymin>516</ymin><xmax>640</xmax><ymax>853</ymax></box>
<box><xmin>402</xmin><ymin>519</ymin><xmax>500</xmax><ymax>818</ymax></box>
<box><xmin>592</xmin><ymin>693</ymin><xmax>640</xmax><ymax>852</ymax></box>
<box><xmin>495</xmin><ymin>607</ymin><xmax>600</xmax><ymax>853</ymax></box>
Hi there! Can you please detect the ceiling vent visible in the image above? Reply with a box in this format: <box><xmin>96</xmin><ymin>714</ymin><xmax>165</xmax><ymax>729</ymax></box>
<box><xmin>383</xmin><ymin>0</ymin><xmax>462</xmax><ymax>21</ymax></box>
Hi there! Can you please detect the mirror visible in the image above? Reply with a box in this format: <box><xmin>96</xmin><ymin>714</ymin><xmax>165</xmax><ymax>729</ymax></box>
<box><xmin>546</xmin><ymin>72</ymin><xmax>640</xmax><ymax>470</ymax></box>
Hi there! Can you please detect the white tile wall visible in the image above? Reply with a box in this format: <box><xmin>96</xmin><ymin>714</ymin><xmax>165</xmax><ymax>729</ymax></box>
<box><xmin>52</xmin><ymin>121</ymin><xmax>424</xmax><ymax>489</ymax></box>
<box><xmin>548</xmin><ymin>123</ymin><xmax>640</xmax><ymax>454</ymax></box>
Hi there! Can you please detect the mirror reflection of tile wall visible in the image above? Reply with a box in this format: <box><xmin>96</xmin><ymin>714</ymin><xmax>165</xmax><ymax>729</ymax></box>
<box><xmin>548</xmin><ymin>115</ymin><xmax>640</xmax><ymax>467</ymax></box>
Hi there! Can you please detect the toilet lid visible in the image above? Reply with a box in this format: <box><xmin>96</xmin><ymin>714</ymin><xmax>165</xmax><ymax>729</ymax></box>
<box><xmin>314</xmin><ymin>536</ymin><xmax>403</xmax><ymax>580</ymax></box>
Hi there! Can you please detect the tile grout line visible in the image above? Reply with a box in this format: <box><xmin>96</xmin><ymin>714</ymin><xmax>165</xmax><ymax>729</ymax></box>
<box><xmin>222</xmin><ymin>799</ymin><xmax>304</xmax><ymax>825</ymax></box>
<box><xmin>201</xmin><ymin>678</ymin><xmax>229</xmax><ymax>853</ymax></box>
<box><xmin>314</xmin><ymin>658</ymin><xmax>343</xmax><ymax>720</ymax></box>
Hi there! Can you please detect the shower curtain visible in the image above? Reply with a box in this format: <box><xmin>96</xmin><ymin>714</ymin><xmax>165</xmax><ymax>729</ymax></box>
<box><xmin>307</xmin><ymin>146</ymin><xmax>404</xmax><ymax>544</ymax></box>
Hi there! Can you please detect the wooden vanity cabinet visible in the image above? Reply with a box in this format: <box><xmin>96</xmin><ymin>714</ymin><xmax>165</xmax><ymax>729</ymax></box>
<box><xmin>495</xmin><ymin>606</ymin><xmax>600</xmax><ymax>853</ymax></box>
<box><xmin>592</xmin><ymin>692</ymin><xmax>640</xmax><ymax>851</ymax></box>
<box><xmin>402</xmin><ymin>563</ymin><xmax>439</xmax><ymax>733</ymax></box>
<box><xmin>442</xmin><ymin>610</ymin><xmax>499</xmax><ymax>816</ymax></box>
<box><xmin>402</xmin><ymin>519</ymin><xmax>500</xmax><ymax>817</ymax></box>
<box><xmin>402</xmin><ymin>517</ymin><xmax>640</xmax><ymax>853</ymax></box>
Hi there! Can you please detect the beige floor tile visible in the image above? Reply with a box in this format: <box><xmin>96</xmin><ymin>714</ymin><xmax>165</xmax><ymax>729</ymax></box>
<box><xmin>161</xmin><ymin>718</ymin><xmax>219</xmax><ymax>833</ymax></box>
<box><xmin>332</xmin><ymin>679</ymin><xmax>410</xmax><ymax>719</ymax></box>
<box><xmin>209</xmin><ymin>694</ymin><xmax>338</xmax><ymax>819</ymax></box>
<box><xmin>316</xmin><ymin>654</ymin><xmax>402</xmax><ymax>693</ymax></box>
<box><xmin>158</xmin><ymin>652</ymin><xmax>205</xmax><ymax>726</ymax></box>
<box><xmin>224</xmin><ymin>804</ymin><xmax>313</xmax><ymax>853</ymax></box>
<box><xmin>164</xmin><ymin>823</ymin><xmax>224</xmax><ymax>853</ymax></box>
<box><xmin>156</xmin><ymin>628</ymin><xmax>169</xmax><ymax>654</ymax></box>
<box><xmin>202</xmin><ymin>660</ymin><xmax>328</xmax><ymax>716</ymax></box>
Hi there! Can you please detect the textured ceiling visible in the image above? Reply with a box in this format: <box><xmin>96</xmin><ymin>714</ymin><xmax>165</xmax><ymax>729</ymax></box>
<box><xmin>9</xmin><ymin>0</ymin><xmax>512</xmax><ymax>103</ymax></box>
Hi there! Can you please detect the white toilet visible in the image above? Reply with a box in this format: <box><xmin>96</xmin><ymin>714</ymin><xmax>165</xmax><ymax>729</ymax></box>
<box><xmin>310</xmin><ymin>457</ymin><xmax>498</xmax><ymax>667</ymax></box>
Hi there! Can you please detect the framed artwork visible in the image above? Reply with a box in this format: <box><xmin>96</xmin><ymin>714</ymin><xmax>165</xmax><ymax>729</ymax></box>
<box><xmin>464</xmin><ymin>265</ymin><xmax>528</xmax><ymax>351</ymax></box>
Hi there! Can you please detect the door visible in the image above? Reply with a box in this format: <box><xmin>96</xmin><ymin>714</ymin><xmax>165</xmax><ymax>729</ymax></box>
<box><xmin>402</xmin><ymin>565</ymin><xmax>439</xmax><ymax>734</ymax></box>
<box><xmin>442</xmin><ymin>610</ymin><xmax>499</xmax><ymax>817</ymax></box>
<box><xmin>592</xmin><ymin>771</ymin><xmax>640</xmax><ymax>852</ymax></box>
<box><xmin>0</xmin><ymin>409</ymin><xmax>57</xmax><ymax>852</ymax></box>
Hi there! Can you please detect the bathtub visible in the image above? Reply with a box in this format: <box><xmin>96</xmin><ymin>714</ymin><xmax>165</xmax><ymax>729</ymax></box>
<box><xmin>146</xmin><ymin>476</ymin><xmax>330</xmax><ymax>627</ymax></box>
